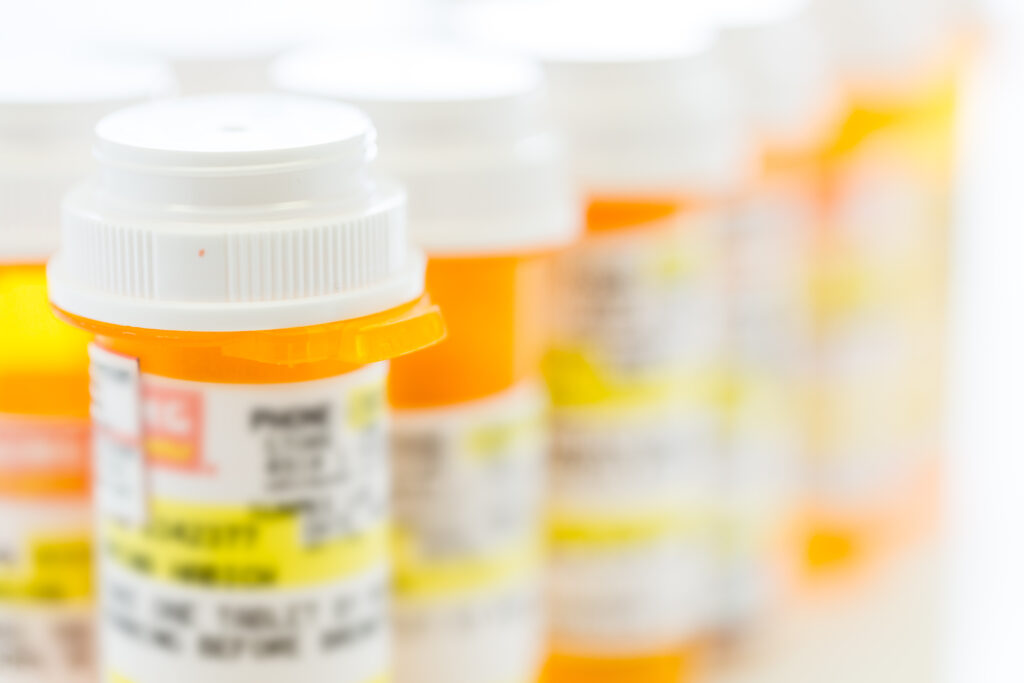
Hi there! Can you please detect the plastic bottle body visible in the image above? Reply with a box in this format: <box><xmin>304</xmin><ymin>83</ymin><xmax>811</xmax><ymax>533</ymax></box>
<box><xmin>714</xmin><ymin>143</ymin><xmax>828</xmax><ymax>635</ymax></box>
<box><xmin>540</xmin><ymin>197</ymin><xmax>727</xmax><ymax>683</ymax></box>
<box><xmin>0</xmin><ymin>263</ymin><xmax>93</xmax><ymax>683</ymax></box>
<box><xmin>55</xmin><ymin>301</ymin><xmax>440</xmax><ymax>683</ymax></box>
<box><xmin>805</xmin><ymin>49</ymin><xmax>960</xmax><ymax>577</ymax></box>
<box><xmin>387</xmin><ymin>253</ymin><xmax>551</xmax><ymax>683</ymax></box>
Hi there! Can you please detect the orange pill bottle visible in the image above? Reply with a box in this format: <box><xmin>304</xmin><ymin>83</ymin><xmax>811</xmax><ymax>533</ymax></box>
<box><xmin>709</xmin><ymin>0</ymin><xmax>846</xmax><ymax>632</ymax></box>
<box><xmin>46</xmin><ymin>94</ymin><xmax>444</xmax><ymax>683</ymax></box>
<box><xmin>457</xmin><ymin>5</ymin><xmax>757</xmax><ymax>682</ymax></box>
<box><xmin>0</xmin><ymin>51</ymin><xmax>171</xmax><ymax>683</ymax></box>
<box><xmin>273</xmin><ymin>44</ymin><xmax>579</xmax><ymax>683</ymax></box>
<box><xmin>807</xmin><ymin>0</ymin><xmax>964</xmax><ymax>577</ymax></box>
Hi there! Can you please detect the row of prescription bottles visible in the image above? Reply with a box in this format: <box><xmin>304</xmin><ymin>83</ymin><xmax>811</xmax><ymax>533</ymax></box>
<box><xmin>0</xmin><ymin>1</ymin><xmax>977</xmax><ymax>682</ymax></box>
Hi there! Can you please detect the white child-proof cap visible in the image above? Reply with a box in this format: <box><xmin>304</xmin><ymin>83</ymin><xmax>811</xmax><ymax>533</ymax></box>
<box><xmin>0</xmin><ymin>48</ymin><xmax>173</xmax><ymax>262</ymax></box>
<box><xmin>453</xmin><ymin>1</ymin><xmax>757</xmax><ymax>198</ymax></box>
<box><xmin>812</xmin><ymin>0</ymin><xmax>959</xmax><ymax>97</ymax></box>
<box><xmin>48</xmin><ymin>93</ymin><xmax>424</xmax><ymax>332</ymax></box>
<box><xmin>271</xmin><ymin>42</ymin><xmax>579</xmax><ymax>255</ymax></box>
<box><xmin>712</xmin><ymin>0</ymin><xmax>844</xmax><ymax>152</ymax></box>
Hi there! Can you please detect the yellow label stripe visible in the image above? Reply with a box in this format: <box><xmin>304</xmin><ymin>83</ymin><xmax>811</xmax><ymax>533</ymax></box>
<box><xmin>393</xmin><ymin>534</ymin><xmax>541</xmax><ymax>600</ymax></box>
<box><xmin>104</xmin><ymin>500</ymin><xmax>386</xmax><ymax>589</ymax></box>
<box><xmin>549</xmin><ymin>507</ymin><xmax>710</xmax><ymax>549</ymax></box>
<box><xmin>0</xmin><ymin>533</ymin><xmax>92</xmax><ymax>603</ymax></box>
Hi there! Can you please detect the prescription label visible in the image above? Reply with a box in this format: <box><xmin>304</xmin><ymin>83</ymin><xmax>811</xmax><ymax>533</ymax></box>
<box><xmin>88</xmin><ymin>350</ymin><xmax>391</xmax><ymax>683</ymax></box>
<box><xmin>728</xmin><ymin>175</ymin><xmax>816</xmax><ymax>377</ymax></box>
<box><xmin>713</xmin><ymin>174</ymin><xmax>814</xmax><ymax>627</ymax></box>
<box><xmin>544</xmin><ymin>212</ymin><xmax>727</xmax><ymax>408</ymax></box>
<box><xmin>547</xmin><ymin>402</ymin><xmax>715</xmax><ymax>654</ymax></box>
<box><xmin>0</xmin><ymin>425</ymin><xmax>94</xmax><ymax>683</ymax></box>
<box><xmin>814</xmin><ymin>136</ymin><xmax>948</xmax><ymax>503</ymax></box>
<box><xmin>391</xmin><ymin>382</ymin><xmax>546</xmax><ymax>683</ymax></box>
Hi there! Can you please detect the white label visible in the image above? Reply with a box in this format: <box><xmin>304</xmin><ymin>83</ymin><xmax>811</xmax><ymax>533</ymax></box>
<box><xmin>713</xmin><ymin>175</ymin><xmax>815</xmax><ymax>627</ymax></box>
<box><xmin>547</xmin><ymin>403</ymin><xmax>715</xmax><ymax>654</ymax></box>
<box><xmin>0</xmin><ymin>603</ymin><xmax>94</xmax><ymax>683</ymax></box>
<box><xmin>90</xmin><ymin>345</ymin><xmax>146</xmax><ymax>527</ymax></box>
<box><xmin>728</xmin><ymin>177</ymin><xmax>815</xmax><ymax>375</ymax></box>
<box><xmin>544</xmin><ymin>211</ymin><xmax>724</xmax><ymax>655</ymax></box>
<box><xmin>390</xmin><ymin>382</ymin><xmax>546</xmax><ymax>683</ymax></box>
<box><xmin>817</xmin><ymin>136</ymin><xmax>948</xmax><ymax>502</ymax></box>
<box><xmin>548</xmin><ymin>211</ymin><xmax>727</xmax><ymax>386</ymax></box>
<box><xmin>90</xmin><ymin>362</ymin><xmax>391</xmax><ymax>683</ymax></box>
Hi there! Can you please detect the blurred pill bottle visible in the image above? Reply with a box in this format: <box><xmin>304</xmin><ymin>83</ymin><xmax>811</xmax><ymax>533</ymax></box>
<box><xmin>46</xmin><ymin>94</ymin><xmax>444</xmax><ymax>683</ymax></box>
<box><xmin>709</xmin><ymin>0</ymin><xmax>846</xmax><ymax>640</ymax></box>
<box><xmin>0</xmin><ymin>49</ymin><xmax>171</xmax><ymax>683</ymax></box>
<box><xmin>802</xmin><ymin>0</ymin><xmax>964</xmax><ymax>578</ymax></box>
<box><xmin>455</xmin><ymin>4</ymin><xmax>757</xmax><ymax>682</ymax></box>
<box><xmin>273</xmin><ymin>43</ymin><xmax>580</xmax><ymax>683</ymax></box>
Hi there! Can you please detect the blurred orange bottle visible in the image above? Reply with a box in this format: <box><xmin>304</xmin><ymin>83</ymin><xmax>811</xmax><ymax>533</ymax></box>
<box><xmin>0</xmin><ymin>51</ymin><xmax>171</xmax><ymax>683</ymax></box>
<box><xmin>807</xmin><ymin>0</ymin><xmax>964</xmax><ymax>576</ymax></box>
<box><xmin>47</xmin><ymin>95</ymin><xmax>443</xmax><ymax>683</ymax></box>
<box><xmin>273</xmin><ymin>44</ymin><xmax>579</xmax><ymax>683</ymax></box>
<box><xmin>456</xmin><ymin>4</ymin><xmax>757</xmax><ymax>682</ymax></box>
<box><xmin>709</xmin><ymin>0</ymin><xmax>846</xmax><ymax>635</ymax></box>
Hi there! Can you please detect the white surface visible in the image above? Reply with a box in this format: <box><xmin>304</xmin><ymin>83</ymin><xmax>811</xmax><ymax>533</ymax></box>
<box><xmin>49</xmin><ymin>93</ymin><xmax>424</xmax><ymax>332</ymax></box>
<box><xmin>712</xmin><ymin>543</ymin><xmax>939</xmax><ymax>683</ymax></box>
<box><xmin>946</xmin><ymin>5</ymin><xmax>1024</xmax><ymax>681</ymax></box>
<box><xmin>272</xmin><ymin>42</ymin><xmax>579</xmax><ymax>254</ymax></box>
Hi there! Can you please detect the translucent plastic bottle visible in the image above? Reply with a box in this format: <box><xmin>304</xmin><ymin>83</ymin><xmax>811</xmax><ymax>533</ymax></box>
<box><xmin>808</xmin><ymin>0</ymin><xmax>962</xmax><ymax>575</ymax></box>
<box><xmin>46</xmin><ymin>94</ymin><xmax>445</xmax><ymax>683</ymax></box>
<box><xmin>272</xmin><ymin>43</ymin><xmax>579</xmax><ymax>683</ymax></box>
<box><xmin>710</xmin><ymin>0</ymin><xmax>845</xmax><ymax>632</ymax></box>
<box><xmin>456</xmin><ymin>5</ymin><xmax>756</xmax><ymax>682</ymax></box>
<box><xmin>0</xmin><ymin>50</ymin><xmax>171</xmax><ymax>683</ymax></box>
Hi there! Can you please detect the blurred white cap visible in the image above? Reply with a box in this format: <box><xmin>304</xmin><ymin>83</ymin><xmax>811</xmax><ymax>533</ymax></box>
<box><xmin>0</xmin><ymin>47</ymin><xmax>173</xmax><ymax>262</ymax></box>
<box><xmin>272</xmin><ymin>42</ymin><xmax>580</xmax><ymax>255</ymax></box>
<box><xmin>49</xmin><ymin>94</ymin><xmax>424</xmax><ymax>332</ymax></box>
<box><xmin>89</xmin><ymin>0</ymin><xmax>433</xmax><ymax>94</ymax></box>
<box><xmin>812</xmin><ymin>0</ymin><xmax>960</xmax><ymax>96</ymax></box>
<box><xmin>453</xmin><ymin>0</ymin><xmax>757</xmax><ymax>197</ymax></box>
<box><xmin>713</xmin><ymin>0</ymin><xmax>844</xmax><ymax>152</ymax></box>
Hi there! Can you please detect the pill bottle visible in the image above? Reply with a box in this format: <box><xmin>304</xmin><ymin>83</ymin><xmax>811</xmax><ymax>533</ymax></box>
<box><xmin>807</xmin><ymin>0</ymin><xmax>962</xmax><ymax>576</ymax></box>
<box><xmin>0</xmin><ymin>50</ymin><xmax>172</xmax><ymax>683</ymax></box>
<box><xmin>46</xmin><ymin>94</ymin><xmax>445</xmax><ymax>683</ymax></box>
<box><xmin>710</xmin><ymin>0</ymin><xmax>844</xmax><ymax>634</ymax></box>
<box><xmin>455</xmin><ymin>4</ymin><xmax>757</xmax><ymax>682</ymax></box>
<box><xmin>272</xmin><ymin>43</ymin><xmax>579</xmax><ymax>683</ymax></box>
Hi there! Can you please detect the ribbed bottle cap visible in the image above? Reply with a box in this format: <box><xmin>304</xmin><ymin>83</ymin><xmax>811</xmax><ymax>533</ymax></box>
<box><xmin>713</xmin><ymin>0</ymin><xmax>844</xmax><ymax>151</ymax></box>
<box><xmin>272</xmin><ymin>42</ymin><xmax>579</xmax><ymax>254</ymax></box>
<box><xmin>454</xmin><ymin>1</ymin><xmax>757</xmax><ymax>197</ymax></box>
<box><xmin>48</xmin><ymin>93</ymin><xmax>423</xmax><ymax>332</ymax></box>
<box><xmin>0</xmin><ymin>48</ymin><xmax>173</xmax><ymax>262</ymax></box>
<box><xmin>812</xmin><ymin>0</ymin><xmax>959</xmax><ymax>96</ymax></box>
